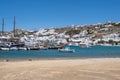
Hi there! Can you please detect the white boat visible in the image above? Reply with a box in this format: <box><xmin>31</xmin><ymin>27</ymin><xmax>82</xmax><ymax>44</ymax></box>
<box><xmin>0</xmin><ymin>47</ymin><xmax>10</xmax><ymax>50</ymax></box>
<box><xmin>58</xmin><ymin>47</ymin><xmax>75</xmax><ymax>53</ymax></box>
<box><xmin>10</xmin><ymin>47</ymin><xmax>18</xmax><ymax>50</ymax></box>
<box><xmin>0</xmin><ymin>47</ymin><xmax>26</xmax><ymax>50</ymax></box>
<box><xmin>79</xmin><ymin>43</ymin><xmax>91</xmax><ymax>48</ymax></box>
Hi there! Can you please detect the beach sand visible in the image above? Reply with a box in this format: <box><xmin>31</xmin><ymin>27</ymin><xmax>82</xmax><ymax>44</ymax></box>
<box><xmin>0</xmin><ymin>58</ymin><xmax>120</xmax><ymax>80</ymax></box>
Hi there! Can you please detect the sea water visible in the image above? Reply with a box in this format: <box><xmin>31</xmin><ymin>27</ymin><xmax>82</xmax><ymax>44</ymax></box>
<box><xmin>0</xmin><ymin>46</ymin><xmax>120</xmax><ymax>60</ymax></box>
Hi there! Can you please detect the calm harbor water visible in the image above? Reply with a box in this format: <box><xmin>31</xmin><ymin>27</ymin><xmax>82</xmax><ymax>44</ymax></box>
<box><xmin>0</xmin><ymin>46</ymin><xmax>120</xmax><ymax>60</ymax></box>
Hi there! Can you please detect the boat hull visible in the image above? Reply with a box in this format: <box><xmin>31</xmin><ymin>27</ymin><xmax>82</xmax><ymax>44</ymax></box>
<box><xmin>48</xmin><ymin>46</ymin><xmax>63</xmax><ymax>49</ymax></box>
<box><xmin>27</xmin><ymin>47</ymin><xmax>40</xmax><ymax>50</ymax></box>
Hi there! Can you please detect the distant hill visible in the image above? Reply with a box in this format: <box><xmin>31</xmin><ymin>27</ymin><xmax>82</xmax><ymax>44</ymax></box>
<box><xmin>2</xmin><ymin>22</ymin><xmax>120</xmax><ymax>38</ymax></box>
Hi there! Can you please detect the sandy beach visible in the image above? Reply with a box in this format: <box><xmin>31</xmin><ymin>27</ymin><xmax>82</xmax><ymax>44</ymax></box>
<box><xmin>0</xmin><ymin>58</ymin><xmax>120</xmax><ymax>80</ymax></box>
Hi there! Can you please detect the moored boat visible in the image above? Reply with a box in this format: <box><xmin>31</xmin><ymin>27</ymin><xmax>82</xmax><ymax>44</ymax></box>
<box><xmin>79</xmin><ymin>43</ymin><xmax>91</xmax><ymax>48</ymax></box>
<box><xmin>0</xmin><ymin>47</ymin><xmax>10</xmax><ymax>50</ymax></box>
<box><xmin>48</xmin><ymin>46</ymin><xmax>63</xmax><ymax>49</ymax></box>
<box><xmin>58</xmin><ymin>47</ymin><xmax>75</xmax><ymax>53</ymax></box>
<box><xmin>26</xmin><ymin>47</ymin><xmax>40</xmax><ymax>50</ymax></box>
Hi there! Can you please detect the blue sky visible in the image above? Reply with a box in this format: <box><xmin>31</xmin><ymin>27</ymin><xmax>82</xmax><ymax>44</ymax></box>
<box><xmin>0</xmin><ymin>0</ymin><xmax>120</xmax><ymax>31</ymax></box>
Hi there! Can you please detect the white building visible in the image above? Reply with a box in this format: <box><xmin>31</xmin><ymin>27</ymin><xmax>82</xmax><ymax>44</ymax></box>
<box><xmin>102</xmin><ymin>33</ymin><xmax>120</xmax><ymax>42</ymax></box>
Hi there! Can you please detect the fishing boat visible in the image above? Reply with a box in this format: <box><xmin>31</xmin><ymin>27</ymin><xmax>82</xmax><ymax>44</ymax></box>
<box><xmin>26</xmin><ymin>47</ymin><xmax>40</xmax><ymax>50</ymax></box>
<box><xmin>79</xmin><ymin>43</ymin><xmax>91</xmax><ymax>48</ymax></box>
<box><xmin>48</xmin><ymin>46</ymin><xmax>63</xmax><ymax>49</ymax></box>
<box><xmin>58</xmin><ymin>47</ymin><xmax>75</xmax><ymax>53</ymax></box>
<box><xmin>0</xmin><ymin>47</ymin><xmax>10</xmax><ymax>50</ymax></box>
<box><xmin>47</xmin><ymin>42</ymin><xmax>63</xmax><ymax>49</ymax></box>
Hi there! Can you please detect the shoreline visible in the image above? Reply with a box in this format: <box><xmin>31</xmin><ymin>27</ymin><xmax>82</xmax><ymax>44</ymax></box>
<box><xmin>0</xmin><ymin>57</ymin><xmax>120</xmax><ymax>62</ymax></box>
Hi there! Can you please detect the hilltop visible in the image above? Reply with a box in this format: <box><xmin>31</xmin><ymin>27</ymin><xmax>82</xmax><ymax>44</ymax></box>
<box><xmin>3</xmin><ymin>21</ymin><xmax>120</xmax><ymax>38</ymax></box>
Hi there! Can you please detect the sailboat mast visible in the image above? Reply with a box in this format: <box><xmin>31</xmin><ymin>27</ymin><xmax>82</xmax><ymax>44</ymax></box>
<box><xmin>2</xmin><ymin>18</ymin><xmax>4</xmax><ymax>36</ymax></box>
<box><xmin>13</xmin><ymin>16</ymin><xmax>16</xmax><ymax>37</ymax></box>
